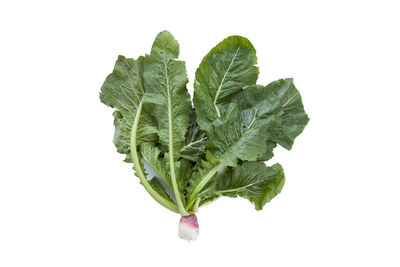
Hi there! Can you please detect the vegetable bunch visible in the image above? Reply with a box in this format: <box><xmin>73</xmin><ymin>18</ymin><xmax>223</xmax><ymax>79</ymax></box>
<box><xmin>100</xmin><ymin>31</ymin><xmax>309</xmax><ymax>240</ymax></box>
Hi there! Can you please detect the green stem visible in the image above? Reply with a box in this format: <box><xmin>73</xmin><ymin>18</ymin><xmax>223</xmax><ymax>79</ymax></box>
<box><xmin>130</xmin><ymin>102</ymin><xmax>178</xmax><ymax>213</ymax></box>
<box><xmin>186</xmin><ymin>162</ymin><xmax>222</xmax><ymax>211</ymax></box>
<box><xmin>193</xmin><ymin>198</ymin><xmax>201</xmax><ymax>213</ymax></box>
<box><xmin>169</xmin><ymin>152</ymin><xmax>188</xmax><ymax>215</ymax></box>
<box><xmin>165</xmin><ymin>62</ymin><xmax>188</xmax><ymax>216</ymax></box>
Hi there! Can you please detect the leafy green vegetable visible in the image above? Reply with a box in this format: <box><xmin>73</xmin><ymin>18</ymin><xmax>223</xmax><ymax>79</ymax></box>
<box><xmin>99</xmin><ymin>31</ymin><xmax>309</xmax><ymax>240</ymax></box>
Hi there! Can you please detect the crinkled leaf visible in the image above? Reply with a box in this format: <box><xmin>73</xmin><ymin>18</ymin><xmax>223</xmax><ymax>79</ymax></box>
<box><xmin>112</xmin><ymin>111</ymin><xmax>131</xmax><ymax>157</ymax></box>
<box><xmin>180</xmin><ymin>109</ymin><xmax>207</xmax><ymax>162</ymax></box>
<box><xmin>99</xmin><ymin>45</ymin><xmax>174</xmax><ymax>208</ymax></box>
<box><xmin>234</xmin><ymin>79</ymin><xmax>309</xmax><ymax>157</ymax></box>
<box><xmin>142</xmin><ymin>58</ymin><xmax>191</xmax><ymax>155</ymax></box>
<box><xmin>207</xmin><ymin>102</ymin><xmax>281</xmax><ymax>166</ymax></box>
<box><xmin>264</xmin><ymin>78</ymin><xmax>309</xmax><ymax>150</ymax></box>
<box><xmin>230</xmin><ymin>83</ymin><xmax>281</xmax><ymax>162</ymax></box>
<box><xmin>208</xmin><ymin>162</ymin><xmax>285</xmax><ymax>210</ymax></box>
<box><xmin>143</xmin><ymin>35</ymin><xmax>191</xmax><ymax>159</ymax></box>
<box><xmin>207</xmin><ymin>79</ymin><xmax>309</xmax><ymax>166</ymax></box>
<box><xmin>257</xmin><ymin>140</ymin><xmax>277</xmax><ymax>161</ymax></box>
<box><xmin>142</xmin><ymin>31</ymin><xmax>192</xmax><ymax>212</ymax></box>
<box><xmin>100</xmin><ymin>55</ymin><xmax>144</xmax><ymax>116</ymax></box>
<box><xmin>100</xmin><ymin>55</ymin><xmax>157</xmax><ymax>158</ymax></box>
<box><xmin>194</xmin><ymin>36</ymin><xmax>259</xmax><ymax>133</ymax></box>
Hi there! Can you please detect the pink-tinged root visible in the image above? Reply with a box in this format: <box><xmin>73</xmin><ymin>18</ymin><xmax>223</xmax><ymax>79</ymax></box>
<box><xmin>178</xmin><ymin>214</ymin><xmax>199</xmax><ymax>241</ymax></box>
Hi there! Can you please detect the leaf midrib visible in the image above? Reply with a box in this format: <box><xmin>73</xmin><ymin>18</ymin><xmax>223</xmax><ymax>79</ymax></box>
<box><xmin>121</xmin><ymin>63</ymin><xmax>141</xmax><ymax>108</ymax></box>
<box><xmin>180</xmin><ymin>137</ymin><xmax>207</xmax><ymax>152</ymax></box>
<box><xmin>213</xmin><ymin>47</ymin><xmax>240</xmax><ymax>117</ymax></box>
<box><xmin>129</xmin><ymin>102</ymin><xmax>178</xmax><ymax>213</ymax></box>
<box><xmin>215</xmin><ymin>180</ymin><xmax>263</xmax><ymax>194</ymax></box>
<box><xmin>218</xmin><ymin>110</ymin><xmax>265</xmax><ymax>161</ymax></box>
<box><xmin>163</xmin><ymin>52</ymin><xmax>187</xmax><ymax>216</ymax></box>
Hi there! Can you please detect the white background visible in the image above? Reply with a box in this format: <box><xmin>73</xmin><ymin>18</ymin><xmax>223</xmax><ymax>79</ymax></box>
<box><xmin>1</xmin><ymin>0</ymin><xmax>399</xmax><ymax>266</ymax></box>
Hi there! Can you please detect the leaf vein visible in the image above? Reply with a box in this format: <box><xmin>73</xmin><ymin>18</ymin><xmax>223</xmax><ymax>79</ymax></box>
<box><xmin>213</xmin><ymin>47</ymin><xmax>240</xmax><ymax>117</ymax></box>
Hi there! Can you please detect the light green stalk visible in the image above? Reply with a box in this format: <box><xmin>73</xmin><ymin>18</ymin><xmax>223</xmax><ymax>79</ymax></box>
<box><xmin>165</xmin><ymin>64</ymin><xmax>188</xmax><ymax>216</ymax></box>
<box><xmin>130</xmin><ymin>102</ymin><xmax>178</xmax><ymax>213</ymax></box>
<box><xmin>186</xmin><ymin>162</ymin><xmax>222</xmax><ymax>211</ymax></box>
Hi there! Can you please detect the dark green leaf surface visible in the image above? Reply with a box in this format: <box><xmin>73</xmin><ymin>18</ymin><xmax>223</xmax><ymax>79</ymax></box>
<box><xmin>205</xmin><ymin>79</ymin><xmax>309</xmax><ymax>166</ymax></box>
<box><xmin>211</xmin><ymin>162</ymin><xmax>285</xmax><ymax>210</ymax></box>
<box><xmin>100</xmin><ymin>55</ymin><xmax>144</xmax><ymax>117</ymax></box>
<box><xmin>180</xmin><ymin>110</ymin><xmax>207</xmax><ymax>162</ymax></box>
<box><xmin>233</xmin><ymin>79</ymin><xmax>309</xmax><ymax>157</ymax></box>
<box><xmin>206</xmin><ymin>101</ymin><xmax>281</xmax><ymax>167</ymax></box>
<box><xmin>112</xmin><ymin>111</ymin><xmax>131</xmax><ymax>157</ymax></box>
<box><xmin>100</xmin><ymin>56</ymin><xmax>158</xmax><ymax>158</ymax></box>
<box><xmin>264</xmin><ymin>78</ymin><xmax>309</xmax><ymax>150</ymax></box>
<box><xmin>143</xmin><ymin>41</ymin><xmax>191</xmax><ymax>159</ymax></box>
<box><xmin>194</xmin><ymin>36</ymin><xmax>259</xmax><ymax>133</ymax></box>
<box><xmin>176</xmin><ymin>158</ymin><xmax>193</xmax><ymax>196</ymax></box>
<box><xmin>142</xmin><ymin>31</ymin><xmax>192</xmax><ymax>214</ymax></box>
<box><xmin>257</xmin><ymin>140</ymin><xmax>277</xmax><ymax>161</ymax></box>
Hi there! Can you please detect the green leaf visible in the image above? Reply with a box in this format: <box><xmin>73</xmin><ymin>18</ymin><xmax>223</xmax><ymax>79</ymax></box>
<box><xmin>100</xmin><ymin>55</ymin><xmax>144</xmax><ymax>117</ymax></box>
<box><xmin>229</xmin><ymin>83</ymin><xmax>281</xmax><ymax>163</ymax></box>
<box><xmin>233</xmin><ymin>79</ymin><xmax>309</xmax><ymax>159</ymax></box>
<box><xmin>99</xmin><ymin>48</ymin><xmax>178</xmax><ymax>213</ymax></box>
<box><xmin>257</xmin><ymin>141</ymin><xmax>277</xmax><ymax>161</ymax></box>
<box><xmin>140</xmin><ymin>143</ymin><xmax>171</xmax><ymax>186</ymax></box>
<box><xmin>143</xmin><ymin>57</ymin><xmax>191</xmax><ymax>160</ymax></box>
<box><xmin>207</xmin><ymin>101</ymin><xmax>281</xmax><ymax>166</ymax></box>
<box><xmin>205</xmin><ymin>79</ymin><xmax>309</xmax><ymax>166</ymax></box>
<box><xmin>112</xmin><ymin>111</ymin><xmax>131</xmax><ymax>157</ymax></box>
<box><xmin>194</xmin><ymin>36</ymin><xmax>259</xmax><ymax>133</ymax></box>
<box><xmin>180</xmin><ymin>109</ymin><xmax>207</xmax><ymax>162</ymax></box>
<box><xmin>176</xmin><ymin>158</ymin><xmax>193</xmax><ymax>196</ymax></box>
<box><xmin>150</xmin><ymin>30</ymin><xmax>180</xmax><ymax>62</ymax></box>
<box><xmin>209</xmin><ymin>162</ymin><xmax>285</xmax><ymax>210</ymax></box>
<box><xmin>100</xmin><ymin>56</ymin><xmax>158</xmax><ymax>157</ymax></box>
<box><xmin>264</xmin><ymin>78</ymin><xmax>309</xmax><ymax>150</ymax></box>
<box><xmin>142</xmin><ymin>31</ymin><xmax>192</xmax><ymax>215</ymax></box>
